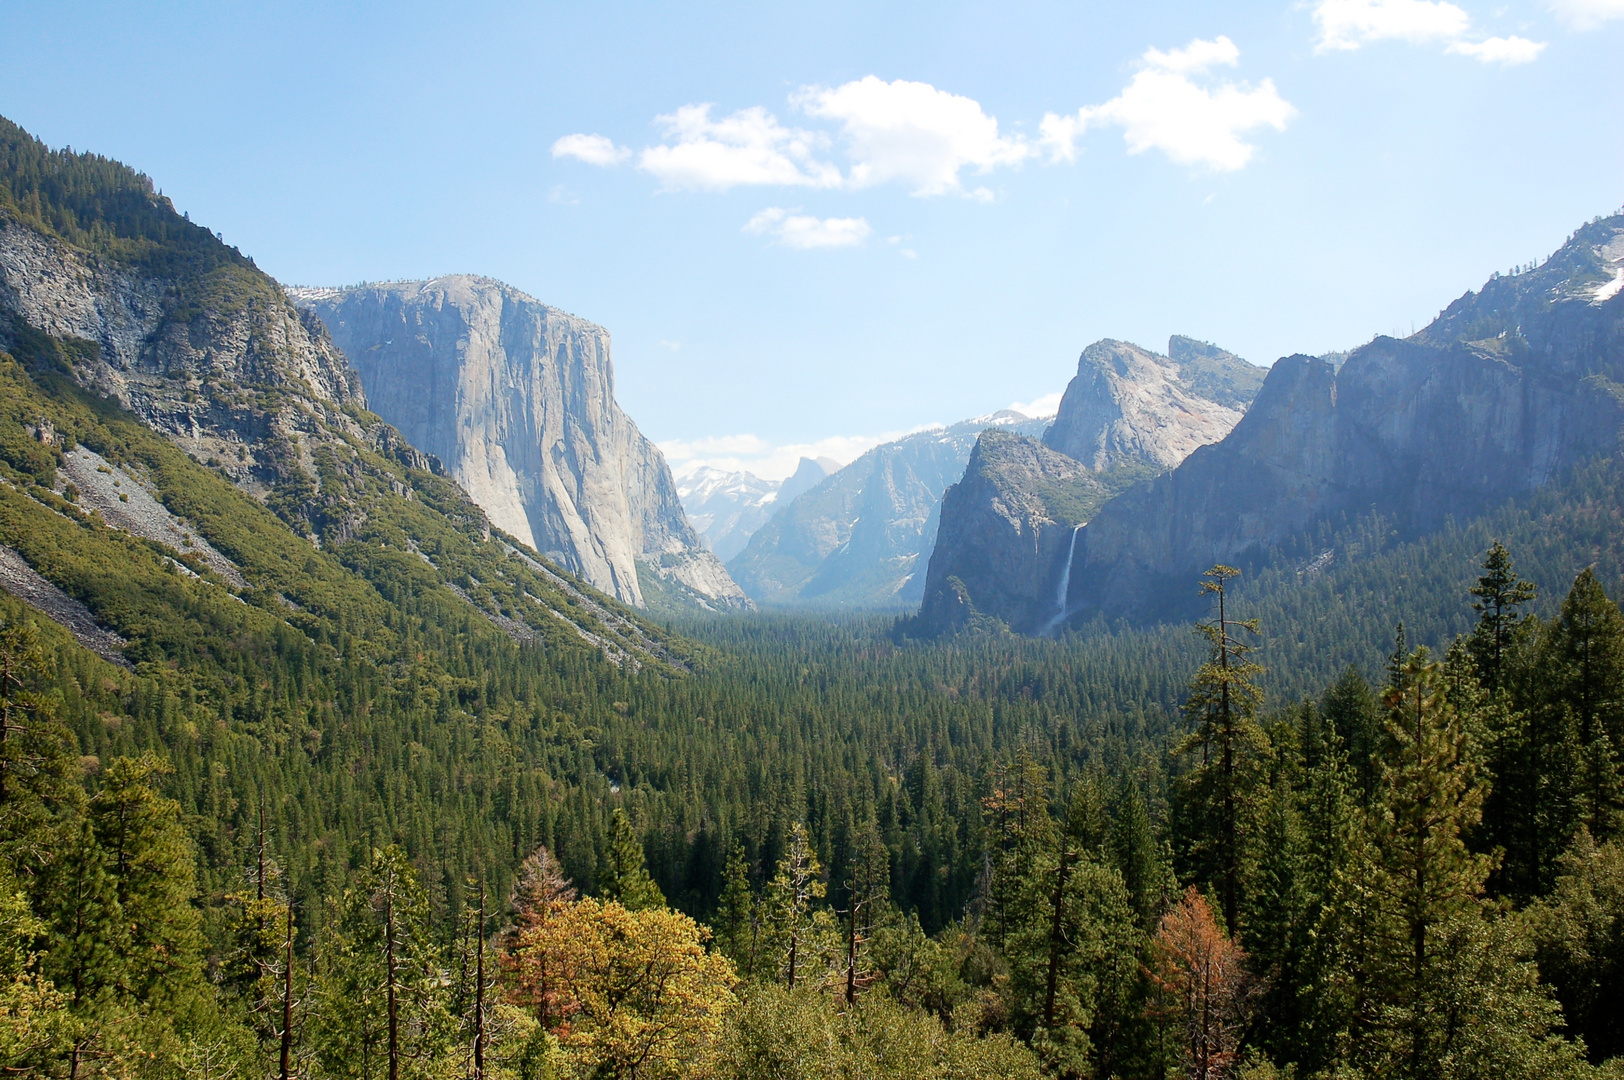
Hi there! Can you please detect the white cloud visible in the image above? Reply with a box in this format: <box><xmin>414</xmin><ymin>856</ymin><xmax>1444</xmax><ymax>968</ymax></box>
<box><xmin>637</xmin><ymin>105</ymin><xmax>841</xmax><ymax>191</ymax></box>
<box><xmin>794</xmin><ymin>76</ymin><xmax>1033</xmax><ymax>197</ymax></box>
<box><xmin>658</xmin><ymin>339</ymin><xmax>682</xmax><ymax>351</ymax></box>
<box><xmin>1312</xmin><ymin>0</ymin><xmax>1472</xmax><ymax>51</ymax></box>
<box><xmin>1545</xmin><ymin>0</ymin><xmax>1624</xmax><ymax>27</ymax></box>
<box><xmin>1042</xmin><ymin>37</ymin><xmax>1295</xmax><ymax>172</ymax></box>
<box><xmin>661</xmin><ymin>431</ymin><xmax>909</xmax><ymax>482</ymax></box>
<box><xmin>551</xmin><ymin>133</ymin><xmax>631</xmax><ymax>166</ymax></box>
<box><xmin>1447</xmin><ymin>35</ymin><xmax>1548</xmax><ymax>62</ymax></box>
<box><xmin>1009</xmin><ymin>391</ymin><xmax>1064</xmax><ymax>418</ymax></box>
<box><xmin>744</xmin><ymin>207</ymin><xmax>872</xmax><ymax>249</ymax></box>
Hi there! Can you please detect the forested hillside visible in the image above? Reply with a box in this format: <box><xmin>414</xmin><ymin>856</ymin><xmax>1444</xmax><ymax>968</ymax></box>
<box><xmin>0</xmin><ymin>115</ymin><xmax>1619</xmax><ymax>1080</ymax></box>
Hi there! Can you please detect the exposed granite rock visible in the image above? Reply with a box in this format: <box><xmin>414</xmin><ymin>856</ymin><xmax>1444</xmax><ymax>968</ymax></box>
<box><xmin>729</xmin><ymin>412</ymin><xmax>1049</xmax><ymax>609</ymax></box>
<box><xmin>914</xmin><ymin>336</ymin><xmax>1259</xmax><ymax>634</ymax></box>
<box><xmin>0</xmin><ymin>216</ymin><xmax>368</xmax><ymax>534</ymax></box>
<box><xmin>914</xmin><ymin>431</ymin><xmax>1114</xmax><ymax>634</ymax></box>
<box><xmin>292</xmin><ymin>277</ymin><xmax>748</xmax><ymax>611</ymax></box>
<box><xmin>1058</xmin><ymin>213</ymin><xmax>1624</xmax><ymax>625</ymax></box>
<box><xmin>1041</xmin><ymin>338</ymin><xmax>1262</xmax><ymax>470</ymax></box>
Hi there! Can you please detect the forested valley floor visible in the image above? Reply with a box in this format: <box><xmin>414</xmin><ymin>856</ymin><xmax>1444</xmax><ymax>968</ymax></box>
<box><xmin>3</xmin><ymin>410</ymin><xmax>1624</xmax><ymax>1077</ymax></box>
<box><xmin>3</xmin><ymin>106</ymin><xmax>1623</xmax><ymax>1080</ymax></box>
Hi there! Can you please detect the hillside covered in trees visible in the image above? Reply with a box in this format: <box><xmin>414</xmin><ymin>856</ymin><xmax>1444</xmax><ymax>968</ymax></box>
<box><xmin>0</xmin><ymin>117</ymin><xmax>1621</xmax><ymax>1080</ymax></box>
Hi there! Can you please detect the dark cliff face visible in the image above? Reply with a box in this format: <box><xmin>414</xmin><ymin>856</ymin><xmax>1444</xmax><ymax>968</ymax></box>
<box><xmin>914</xmin><ymin>335</ymin><xmax>1257</xmax><ymax>635</ymax></box>
<box><xmin>729</xmin><ymin>413</ymin><xmax>1049</xmax><ymax>609</ymax></box>
<box><xmin>293</xmin><ymin>277</ymin><xmax>748</xmax><ymax>613</ymax></box>
<box><xmin>1060</xmin><ymin>214</ymin><xmax>1624</xmax><ymax>625</ymax></box>
<box><xmin>915</xmin><ymin>430</ymin><xmax>1142</xmax><ymax>635</ymax></box>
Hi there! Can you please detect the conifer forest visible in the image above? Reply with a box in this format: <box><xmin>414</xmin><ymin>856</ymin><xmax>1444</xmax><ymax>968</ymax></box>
<box><xmin>1</xmin><ymin>102</ymin><xmax>1623</xmax><ymax>1080</ymax></box>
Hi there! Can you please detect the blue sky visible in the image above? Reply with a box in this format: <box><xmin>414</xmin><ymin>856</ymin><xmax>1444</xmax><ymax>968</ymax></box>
<box><xmin>4</xmin><ymin>0</ymin><xmax>1621</xmax><ymax>478</ymax></box>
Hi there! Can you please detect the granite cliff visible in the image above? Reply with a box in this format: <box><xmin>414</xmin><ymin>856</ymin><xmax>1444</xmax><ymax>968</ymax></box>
<box><xmin>0</xmin><ymin>172</ymin><xmax>375</xmax><ymax>543</ymax></box>
<box><xmin>0</xmin><ymin>116</ymin><xmax>690</xmax><ymax>667</ymax></box>
<box><xmin>1056</xmin><ymin>212</ymin><xmax>1624</xmax><ymax>627</ymax></box>
<box><xmin>914</xmin><ymin>336</ymin><xmax>1262</xmax><ymax>633</ymax></box>
<box><xmin>293</xmin><ymin>277</ymin><xmax>748</xmax><ymax>612</ymax></box>
<box><xmin>729</xmin><ymin>411</ymin><xmax>1050</xmax><ymax>609</ymax></box>
<box><xmin>1042</xmin><ymin>337</ymin><xmax>1262</xmax><ymax>470</ymax></box>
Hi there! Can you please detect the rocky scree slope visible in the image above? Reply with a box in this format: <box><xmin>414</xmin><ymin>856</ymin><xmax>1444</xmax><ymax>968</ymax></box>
<box><xmin>1057</xmin><ymin>212</ymin><xmax>1624</xmax><ymax>626</ymax></box>
<box><xmin>914</xmin><ymin>336</ymin><xmax>1263</xmax><ymax>635</ymax></box>
<box><xmin>292</xmin><ymin>278</ymin><xmax>748</xmax><ymax>614</ymax></box>
<box><xmin>0</xmin><ymin>115</ymin><xmax>686</xmax><ymax>669</ymax></box>
<box><xmin>729</xmin><ymin>411</ymin><xmax>1050</xmax><ymax>610</ymax></box>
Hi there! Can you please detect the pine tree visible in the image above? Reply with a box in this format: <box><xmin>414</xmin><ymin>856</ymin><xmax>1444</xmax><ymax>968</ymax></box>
<box><xmin>311</xmin><ymin>846</ymin><xmax>454</xmax><ymax>1080</ymax></box>
<box><xmin>1322</xmin><ymin>665</ymin><xmax>1381</xmax><ymax>806</ymax></box>
<box><xmin>1175</xmin><ymin>566</ymin><xmax>1266</xmax><ymax>935</ymax></box>
<box><xmin>840</xmin><ymin>819</ymin><xmax>890</xmax><ymax>1006</ymax></box>
<box><xmin>981</xmin><ymin>751</ymin><xmax>1054</xmax><ymax>949</ymax></box>
<box><xmin>0</xmin><ymin>621</ymin><xmax>76</xmax><ymax>874</ymax></box>
<box><xmin>1006</xmin><ymin>778</ymin><xmax>1140</xmax><ymax>1079</ymax></box>
<box><xmin>761</xmin><ymin>823</ymin><xmax>825</xmax><ymax>988</ymax></box>
<box><xmin>598</xmin><ymin>808</ymin><xmax>665</xmax><ymax>912</ymax></box>
<box><xmin>1538</xmin><ymin>568</ymin><xmax>1624</xmax><ymax>841</ymax></box>
<box><xmin>1110</xmin><ymin>774</ymin><xmax>1169</xmax><ymax>934</ymax></box>
<box><xmin>86</xmin><ymin>753</ymin><xmax>205</xmax><ymax>1011</ymax></box>
<box><xmin>1147</xmin><ymin>887</ymin><xmax>1250</xmax><ymax>1080</ymax></box>
<box><xmin>1354</xmin><ymin>649</ymin><xmax>1493</xmax><ymax>1077</ymax></box>
<box><xmin>714</xmin><ymin>844</ymin><xmax>758</xmax><ymax>977</ymax></box>
<box><xmin>1467</xmin><ymin>541</ymin><xmax>1538</xmax><ymax>697</ymax></box>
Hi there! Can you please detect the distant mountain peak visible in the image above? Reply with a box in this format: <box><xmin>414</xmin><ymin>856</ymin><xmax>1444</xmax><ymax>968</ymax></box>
<box><xmin>1041</xmin><ymin>337</ymin><xmax>1264</xmax><ymax>472</ymax></box>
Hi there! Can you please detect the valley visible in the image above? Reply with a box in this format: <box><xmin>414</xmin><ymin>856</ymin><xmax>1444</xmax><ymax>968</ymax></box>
<box><xmin>0</xmin><ymin>111</ymin><xmax>1620</xmax><ymax>1080</ymax></box>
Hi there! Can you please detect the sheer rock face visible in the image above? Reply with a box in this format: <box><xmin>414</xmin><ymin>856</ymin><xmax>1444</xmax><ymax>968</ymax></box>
<box><xmin>293</xmin><ymin>276</ymin><xmax>748</xmax><ymax>610</ymax></box>
<box><xmin>1041</xmin><ymin>338</ymin><xmax>1261</xmax><ymax>470</ymax></box>
<box><xmin>1061</xmin><ymin>214</ymin><xmax>1624</xmax><ymax>624</ymax></box>
<box><xmin>915</xmin><ymin>430</ymin><xmax>1106</xmax><ymax>635</ymax></box>
<box><xmin>914</xmin><ymin>337</ymin><xmax>1261</xmax><ymax>634</ymax></box>
<box><xmin>0</xmin><ymin>216</ymin><xmax>366</xmax><ymax>506</ymax></box>
<box><xmin>729</xmin><ymin>413</ymin><xmax>1050</xmax><ymax>610</ymax></box>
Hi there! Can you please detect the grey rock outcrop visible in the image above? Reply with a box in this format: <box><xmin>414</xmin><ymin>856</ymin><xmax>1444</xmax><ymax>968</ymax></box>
<box><xmin>1042</xmin><ymin>338</ymin><xmax>1263</xmax><ymax>470</ymax></box>
<box><xmin>915</xmin><ymin>430</ymin><xmax>1120</xmax><ymax>634</ymax></box>
<box><xmin>293</xmin><ymin>277</ymin><xmax>748</xmax><ymax>611</ymax></box>
<box><xmin>1057</xmin><ymin>213</ymin><xmax>1624</xmax><ymax>624</ymax></box>
<box><xmin>729</xmin><ymin>411</ymin><xmax>1050</xmax><ymax>609</ymax></box>
<box><xmin>914</xmin><ymin>336</ymin><xmax>1261</xmax><ymax>634</ymax></box>
<box><xmin>0</xmin><ymin>216</ymin><xmax>367</xmax><ymax>515</ymax></box>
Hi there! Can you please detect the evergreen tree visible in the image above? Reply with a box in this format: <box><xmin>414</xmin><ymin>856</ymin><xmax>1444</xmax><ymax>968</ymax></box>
<box><xmin>1147</xmin><ymin>887</ymin><xmax>1250</xmax><ymax>1080</ymax></box>
<box><xmin>980</xmin><ymin>751</ymin><xmax>1054</xmax><ymax>949</ymax></box>
<box><xmin>1109</xmin><ymin>773</ymin><xmax>1169</xmax><ymax>934</ymax></box>
<box><xmin>311</xmin><ymin>846</ymin><xmax>454</xmax><ymax>1080</ymax></box>
<box><xmin>714</xmin><ymin>844</ymin><xmax>758</xmax><ymax>978</ymax></box>
<box><xmin>1353</xmin><ymin>649</ymin><xmax>1493</xmax><ymax>1078</ymax></box>
<box><xmin>840</xmin><ymin>817</ymin><xmax>890</xmax><ymax>1005</ymax></box>
<box><xmin>86</xmin><ymin>752</ymin><xmax>206</xmax><ymax>1011</ymax></box>
<box><xmin>0</xmin><ymin>621</ymin><xmax>77</xmax><ymax>874</ymax></box>
<box><xmin>1538</xmin><ymin>568</ymin><xmax>1624</xmax><ymax>841</ymax></box>
<box><xmin>1005</xmin><ymin>778</ymin><xmax>1140</xmax><ymax>1079</ymax></box>
<box><xmin>1529</xmin><ymin>829</ymin><xmax>1624</xmax><ymax>1064</ymax></box>
<box><xmin>598</xmin><ymin>807</ymin><xmax>665</xmax><ymax>912</ymax></box>
<box><xmin>1467</xmin><ymin>541</ymin><xmax>1538</xmax><ymax>697</ymax></box>
<box><xmin>761</xmin><ymin>823</ymin><xmax>825</xmax><ymax>989</ymax></box>
<box><xmin>1175</xmin><ymin>565</ymin><xmax>1266</xmax><ymax>935</ymax></box>
<box><xmin>1322</xmin><ymin>665</ymin><xmax>1381</xmax><ymax>806</ymax></box>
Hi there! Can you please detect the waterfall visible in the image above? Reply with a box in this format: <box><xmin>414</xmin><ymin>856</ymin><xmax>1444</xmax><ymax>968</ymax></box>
<box><xmin>1042</xmin><ymin>525</ymin><xmax>1083</xmax><ymax>636</ymax></box>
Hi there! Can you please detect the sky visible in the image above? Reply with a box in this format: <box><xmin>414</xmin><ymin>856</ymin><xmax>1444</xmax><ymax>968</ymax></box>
<box><xmin>3</xmin><ymin>0</ymin><xmax>1622</xmax><ymax>480</ymax></box>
